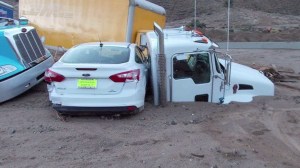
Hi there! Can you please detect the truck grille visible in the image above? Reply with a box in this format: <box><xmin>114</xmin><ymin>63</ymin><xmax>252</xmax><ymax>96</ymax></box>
<box><xmin>13</xmin><ymin>29</ymin><xmax>46</xmax><ymax>67</ymax></box>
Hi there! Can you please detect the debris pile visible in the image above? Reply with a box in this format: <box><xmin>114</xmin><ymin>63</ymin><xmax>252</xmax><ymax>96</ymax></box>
<box><xmin>251</xmin><ymin>64</ymin><xmax>300</xmax><ymax>91</ymax></box>
<box><xmin>252</xmin><ymin>64</ymin><xmax>300</xmax><ymax>83</ymax></box>
<box><xmin>257</xmin><ymin>66</ymin><xmax>284</xmax><ymax>82</ymax></box>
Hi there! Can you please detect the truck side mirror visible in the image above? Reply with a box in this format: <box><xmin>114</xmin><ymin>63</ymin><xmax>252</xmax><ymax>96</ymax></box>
<box><xmin>224</xmin><ymin>54</ymin><xmax>232</xmax><ymax>85</ymax></box>
<box><xmin>40</xmin><ymin>36</ymin><xmax>45</xmax><ymax>44</ymax></box>
<box><xmin>214</xmin><ymin>52</ymin><xmax>232</xmax><ymax>85</ymax></box>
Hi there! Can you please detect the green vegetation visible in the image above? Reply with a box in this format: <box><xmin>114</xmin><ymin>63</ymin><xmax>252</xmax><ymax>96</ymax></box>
<box><xmin>186</xmin><ymin>19</ymin><xmax>206</xmax><ymax>29</ymax></box>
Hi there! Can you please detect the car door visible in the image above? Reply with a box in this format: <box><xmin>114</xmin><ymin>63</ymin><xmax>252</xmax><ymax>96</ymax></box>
<box><xmin>171</xmin><ymin>52</ymin><xmax>213</xmax><ymax>102</ymax></box>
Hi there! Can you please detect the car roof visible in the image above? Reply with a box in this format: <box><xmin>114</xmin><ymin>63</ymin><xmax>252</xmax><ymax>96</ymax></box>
<box><xmin>76</xmin><ymin>42</ymin><xmax>133</xmax><ymax>48</ymax></box>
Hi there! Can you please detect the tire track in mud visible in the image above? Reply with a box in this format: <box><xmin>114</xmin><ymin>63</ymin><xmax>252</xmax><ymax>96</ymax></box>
<box><xmin>197</xmin><ymin>103</ymin><xmax>300</xmax><ymax>167</ymax></box>
<box><xmin>262</xmin><ymin>107</ymin><xmax>300</xmax><ymax>155</ymax></box>
<box><xmin>276</xmin><ymin>83</ymin><xmax>300</xmax><ymax>92</ymax></box>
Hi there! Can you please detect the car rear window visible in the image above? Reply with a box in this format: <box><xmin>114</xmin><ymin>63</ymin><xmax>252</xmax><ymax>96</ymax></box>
<box><xmin>61</xmin><ymin>45</ymin><xmax>130</xmax><ymax>64</ymax></box>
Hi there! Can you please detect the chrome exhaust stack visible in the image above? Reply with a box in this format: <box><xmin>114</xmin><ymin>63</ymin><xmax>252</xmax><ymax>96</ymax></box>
<box><xmin>153</xmin><ymin>22</ymin><xmax>167</xmax><ymax>106</ymax></box>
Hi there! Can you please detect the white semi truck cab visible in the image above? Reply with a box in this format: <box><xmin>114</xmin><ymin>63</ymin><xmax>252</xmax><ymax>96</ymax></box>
<box><xmin>140</xmin><ymin>24</ymin><xmax>274</xmax><ymax>105</ymax></box>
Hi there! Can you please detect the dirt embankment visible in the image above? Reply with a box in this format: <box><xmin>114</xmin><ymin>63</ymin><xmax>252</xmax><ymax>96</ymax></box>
<box><xmin>3</xmin><ymin>0</ymin><xmax>300</xmax><ymax>42</ymax></box>
<box><xmin>149</xmin><ymin>0</ymin><xmax>300</xmax><ymax>22</ymax></box>
<box><xmin>148</xmin><ymin>0</ymin><xmax>300</xmax><ymax>42</ymax></box>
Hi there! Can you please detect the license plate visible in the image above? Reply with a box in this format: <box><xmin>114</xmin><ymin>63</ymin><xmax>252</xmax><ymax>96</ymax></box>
<box><xmin>77</xmin><ymin>79</ymin><xmax>97</xmax><ymax>89</ymax></box>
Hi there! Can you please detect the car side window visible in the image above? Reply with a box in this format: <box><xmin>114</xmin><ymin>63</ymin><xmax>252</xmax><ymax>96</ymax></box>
<box><xmin>173</xmin><ymin>52</ymin><xmax>211</xmax><ymax>84</ymax></box>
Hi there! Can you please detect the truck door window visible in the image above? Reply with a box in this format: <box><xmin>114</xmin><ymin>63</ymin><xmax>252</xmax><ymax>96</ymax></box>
<box><xmin>214</xmin><ymin>53</ymin><xmax>222</xmax><ymax>74</ymax></box>
<box><xmin>173</xmin><ymin>52</ymin><xmax>211</xmax><ymax>84</ymax></box>
<box><xmin>135</xmin><ymin>47</ymin><xmax>146</xmax><ymax>64</ymax></box>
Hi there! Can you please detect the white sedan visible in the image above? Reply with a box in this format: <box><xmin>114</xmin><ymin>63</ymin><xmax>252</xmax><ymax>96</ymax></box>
<box><xmin>45</xmin><ymin>42</ymin><xmax>148</xmax><ymax>114</ymax></box>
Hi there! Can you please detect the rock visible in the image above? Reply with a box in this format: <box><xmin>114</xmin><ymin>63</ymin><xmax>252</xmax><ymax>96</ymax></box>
<box><xmin>171</xmin><ymin>120</ymin><xmax>177</xmax><ymax>125</ymax></box>
<box><xmin>211</xmin><ymin>165</ymin><xmax>218</xmax><ymax>168</ymax></box>
<box><xmin>10</xmin><ymin>129</ymin><xmax>16</xmax><ymax>134</ymax></box>
<box><xmin>102</xmin><ymin>148</ymin><xmax>110</xmax><ymax>152</ymax></box>
<box><xmin>113</xmin><ymin>114</ymin><xmax>121</xmax><ymax>119</ymax></box>
<box><xmin>252</xmin><ymin>149</ymin><xmax>258</xmax><ymax>153</ymax></box>
<box><xmin>182</xmin><ymin>105</ymin><xmax>189</xmax><ymax>110</ymax></box>
<box><xmin>190</xmin><ymin>118</ymin><xmax>202</xmax><ymax>124</ymax></box>
<box><xmin>191</xmin><ymin>153</ymin><xmax>205</xmax><ymax>158</ymax></box>
<box><xmin>215</xmin><ymin>147</ymin><xmax>221</xmax><ymax>153</ymax></box>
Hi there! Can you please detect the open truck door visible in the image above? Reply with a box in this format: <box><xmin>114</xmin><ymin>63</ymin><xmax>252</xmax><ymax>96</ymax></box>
<box><xmin>211</xmin><ymin>52</ymin><xmax>226</xmax><ymax>103</ymax></box>
<box><xmin>171</xmin><ymin>51</ymin><xmax>226</xmax><ymax>103</ymax></box>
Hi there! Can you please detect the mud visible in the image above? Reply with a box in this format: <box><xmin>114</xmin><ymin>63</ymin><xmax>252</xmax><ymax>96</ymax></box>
<box><xmin>0</xmin><ymin>49</ymin><xmax>300</xmax><ymax>167</ymax></box>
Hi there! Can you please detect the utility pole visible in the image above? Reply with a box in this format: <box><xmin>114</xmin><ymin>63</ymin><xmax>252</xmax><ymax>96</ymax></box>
<box><xmin>194</xmin><ymin>0</ymin><xmax>197</xmax><ymax>30</ymax></box>
<box><xmin>227</xmin><ymin>0</ymin><xmax>231</xmax><ymax>52</ymax></box>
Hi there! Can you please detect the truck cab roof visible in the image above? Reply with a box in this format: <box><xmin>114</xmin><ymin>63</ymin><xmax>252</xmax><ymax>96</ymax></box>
<box><xmin>145</xmin><ymin>27</ymin><xmax>217</xmax><ymax>59</ymax></box>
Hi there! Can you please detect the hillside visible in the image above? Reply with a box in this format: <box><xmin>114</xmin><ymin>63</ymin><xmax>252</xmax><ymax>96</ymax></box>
<box><xmin>2</xmin><ymin>0</ymin><xmax>300</xmax><ymax>41</ymax></box>
<box><xmin>148</xmin><ymin>0</ymin><xmax>300</xmax><ymax>42</ymax></box>
<box><xmin>148</xmin><ymin>0</ymin><xmax>300</xmax><ymax>22</ymax></box>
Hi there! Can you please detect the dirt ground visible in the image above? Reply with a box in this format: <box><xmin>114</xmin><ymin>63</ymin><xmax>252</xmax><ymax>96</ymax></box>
<box><xmin>0</xmin><ymin>49</ymin><xmax>299</xmax><ymax>168</ymax></box>
<box><xmin>1</xmin><ymin>1</ymin><xmax>300</xmax><ymax>167</ymax></box>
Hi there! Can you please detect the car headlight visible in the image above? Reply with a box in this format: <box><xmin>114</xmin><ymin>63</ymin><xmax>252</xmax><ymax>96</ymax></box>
<box><xmin>0</xmin><ymin>65</ymin><xmax>17</xmax><ymax>76</ymax></box>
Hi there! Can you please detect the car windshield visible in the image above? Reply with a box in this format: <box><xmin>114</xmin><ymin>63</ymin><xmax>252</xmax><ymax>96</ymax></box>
<box><xmin>61</xmin><ymin>45</ymin><xmax>130</xmax><ymax>64</ymax></box>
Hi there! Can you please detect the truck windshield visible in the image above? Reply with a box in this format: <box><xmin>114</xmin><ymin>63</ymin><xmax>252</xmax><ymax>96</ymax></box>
<box><xmin>62</xmin><ymin>45</ymin><xmax>130</xmax><ymax>64</ymax></box>
<box><xmin>0</xmin><ymin>18</ymin><xmax>18</xmax><ymax>27</ymax></box>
